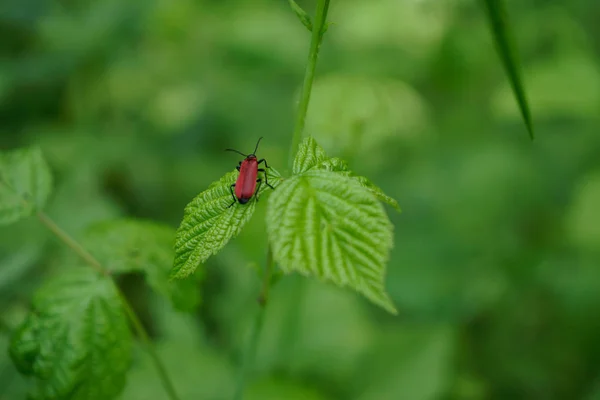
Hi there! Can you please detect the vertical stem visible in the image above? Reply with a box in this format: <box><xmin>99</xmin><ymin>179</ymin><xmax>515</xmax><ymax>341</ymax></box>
<box><xmin>36</xmin><ymin>212</ymin><xmax>181</xmax><ymax>400</ymax></box>
<box><xmin>233</xmin><ymin>248</ymin><xmax>273</xmax><ymax>400</ymax></box>
<box><xmin>288</xmin><ymin>0</ymin><xmax>332</xmax><ymax>169</ymax></box>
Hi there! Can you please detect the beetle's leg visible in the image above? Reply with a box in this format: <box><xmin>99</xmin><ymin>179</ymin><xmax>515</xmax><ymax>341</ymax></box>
<box><xmin>227</xmin><ymin>184</ymin><xmax>237</xmax><ymax>208</ymax></box>
<box><xmin>255</xmin><ymin>178</ymin><xmax>263</xmax><ymax>202</ymax></box>
<box><xmin>236</xmin><ymin>166</ymin><xmax>240</xmax><ymax>171</ymax></box>
<box><xmin>258</xmin><ymin>168</ymin><xmax>275</xmax><ymax>190</ymax></box>
<box><xmin>257</xmin><ymin>158</ymin><xmax>270</xmax><ymax>169</ymax></box>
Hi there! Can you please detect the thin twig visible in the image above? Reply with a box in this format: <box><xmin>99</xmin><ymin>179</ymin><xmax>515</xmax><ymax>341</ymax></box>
<box><xmin>288</xmin><ymin>0</ymin><xmax>332</xmax><ymax>170</ymax></box>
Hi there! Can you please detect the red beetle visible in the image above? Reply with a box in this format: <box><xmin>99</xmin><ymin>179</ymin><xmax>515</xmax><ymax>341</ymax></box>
<box><xmin>225</xmin><ymin>137</ymin><xmax>274</xmax><ymax>207</ymax></box>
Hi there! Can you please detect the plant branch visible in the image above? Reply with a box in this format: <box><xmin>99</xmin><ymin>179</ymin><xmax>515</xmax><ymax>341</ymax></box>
<box><xmin>288</xmin><ymin>0</ymin><xmax>332</xmax><ymax>169</ymax></box>
<box><xmin>257</xmin><ymin>246</ymin><xmax>274</xmax><ymax>306</ymax></box>
<box><xmin>36</xmin><ymin>211</ymin><xmax>181</xmax><ymax>400</ymax></box>
<box><xmin>232</xmin><ymin>2</ymin><xmax>332</xmax><ymax>398</ymax></box>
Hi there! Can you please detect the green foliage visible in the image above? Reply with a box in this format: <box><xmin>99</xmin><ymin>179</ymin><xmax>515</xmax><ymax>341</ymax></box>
<box><xmin>9</xmin><ymin>269</ymin><xmax>131</xmax><ymax>400</ymax></box>
<box><xmin>0</xmin><ymin>147</ymin><xmax>52</xmax><ymax>225</ymax></box>
<box><xmin>3</xmin><ymin>0</ymin><xmax>600</xmax><ymax>398</ymax></box>
<box><xmin>83</xmin><ymin>219</ymin><xmax>201</xmax><ymax>311</ymax></box>
<box><xmin>172</xmin><ymin>168</ymin><xmax>282</xmax><ymax>279</ymax></box>
<box><xmin>482</xmin><ymin>0</ymin><xmax>534</xmax><ymax>139</ymax></box>
<box><xmin>268</xmin><ymin>137</ymin><xmax>397</xmax><ymax>314</ymax></box>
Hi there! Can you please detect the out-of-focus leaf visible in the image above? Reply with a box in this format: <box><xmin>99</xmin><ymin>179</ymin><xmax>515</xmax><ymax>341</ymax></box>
<box><xmin>246</xmin><ymin>377</ymin><xmax>330</xmax><ymax>400</ymax></box>
<box><xmin>332</xmin><ymin>0</ymin><xmax>452</xmax><ymax>58</ymax></box>
<box><xmin>0</xmin><ymin>333</ymin><xmax>29</xmax><ymax>399</ymax></box>
<box><xmin>0</xmin><ymin>147</ymin><xmax>52</xmax><ymax>225</ymax></box>
<box><xmin>566</xmin><ymin>172</ymin><xmax>600</xmax><ymax>253</ymax></box>
<box><xmin>172</xmin><ymin>167</ymin><xmax>282</xmax><ymax>279</ymax></box>
<box><xmin>9</xmin><ymin>269</ymin><xmax>131</xmax><ymax>400</ymax></box>
<box><xmin>84</xmin><ymin>219</ymin><xmax>201</xmax><ymax>311</ymax></box>
<box><xmin>303</xmin><ymin>75</ymin><xmax>428</xmax><ymax>167</ymax></box>
<box><xmin>355</xmin><ymin>327</ymin><xmax>455</xmax><ymax>400</ymax></box>
<box><xmin>482</xmin><ymin>0</ymin><xmax>534</xmax><ymax>139</ymax></box>
<box><xmin>119</xmin><ymin>300</ymin><xmax>234</xmax><ymax>400</ymax></box>
<box><xmin>492</xmin><ymin>55</ymin><xmax>600</xmax><ymax>120</ymax></box>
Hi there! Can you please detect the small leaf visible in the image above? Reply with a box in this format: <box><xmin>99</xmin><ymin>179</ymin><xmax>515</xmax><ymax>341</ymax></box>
<box><xmin>267</xmin><ymin>169</ymin><xmax>397</xmax><ymax>314</ymax></box>
<box><xmin>0</xmin><ymin>147</ymin><xmax>52</xmax><ymax>225</ymax></box>
<box><xmin>288</xmin><ymin>0</ymin><xmax>313</xmax><ymax>32</ymax></box>
<box><xmin>172</xmin><ymin>168</ymin><xmax>281</xmax><ymax>279</ymax></box>
<box><xmin>482</xmin><ymin>0</ymin><xmax>534</xmax><ymax>139</ymax></box>
<box><xmin>83</xmin><ymin>219</ymin><xmax>201</xmax><ymax>312</ymax></box>
<box><xmin>294</xmin><ymin>137</ymin><xmax>400</xmax><ymax>211</ymax></box>
<box><xmin>9</xmin><ymin>269</ymin><xmax>131</xmax><ymax>400</ymax></box>
<box><xmin>318</xmin><ymin>158</ymin><xmax>401</xmax><ymax>212</ymax></box>
<box><xmin>293</xmin><ymin>136</ymin><xmax>328</xmax><ymax>175</ymax></box>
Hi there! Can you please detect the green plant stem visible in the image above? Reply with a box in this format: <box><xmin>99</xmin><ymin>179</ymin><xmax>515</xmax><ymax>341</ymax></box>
<box><xmin>233</xmin><ymin>247</ymin><xmax>273</xmax><ymax>400</ymax></box>
<box><xmin>257</xmin><ymin>246</ymin><xmax>274</xmax><ymax>306</ymax></box>
<box><xmin>117</xmin><ymin>291</ymin><xmax>181</xmax><ymax>400</ymax></box>
<box><xmin>288</xmin><ymin>0</ymin><xmax>332</xmax><ymax>169</ymax></box>
<box><xmin>37</xmin><ymin>211</ymin><xmax>105</xmax><ymax>275</ymax></box>
<box><xmin>232</xmin><ymin>2</ymin><xmax>332</xmax><ymax>398</ymax></box>
<box><xmin>35</xmin><ymin>211</ymin><xmax>181</xmax><ymax>400</ymax></box>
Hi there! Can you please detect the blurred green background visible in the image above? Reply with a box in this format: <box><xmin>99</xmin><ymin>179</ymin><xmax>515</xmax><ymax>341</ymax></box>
<box><xmin>2</xmin><ymin>0</ymin><xmax>600</xmax><ymax>399</ymax></box>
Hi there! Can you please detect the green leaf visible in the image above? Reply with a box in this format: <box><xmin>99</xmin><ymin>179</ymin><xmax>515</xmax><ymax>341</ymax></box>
<box><xmin>292</xmin><ymin>136</ymin><xmax>328</xmax><ymax>175</ymax></box>
<box><xmin>172</xmin><ymin>168</ymin><xmax>282</xmax><ymax>279</ymax></box>
<box><xmin>318</xmin><ymin>158</ymin><xmax>401</xmax><ymax>212</ymax></box>
<box><xmin>288</xmin><ymin>0</ymin><xmax>313</xmax><ymax>32</ymax></box>
<box><xmin>267</xmin><ymin>169</ymin><xmax>397</xmax><ymax>314</ymax></box>
<box><xmin>9</xmin><ymin>269</ymin><xmax>131</xmax><ymax>400</ymax></box>
<box><xmin>0</xmin><ymin>147</ymin><xmax>53</xmax><ymax>225</ymax></box>
<box><xmin>83</xmin><ymin>219</ymin><xmax>201</xmax><ymax>312</ymax></box>
<box><xmin>294</xmin><ymin>137</ymin><xmax>400</xmax><ymax>211</ymax></box>
<box><xmin>482</xmin><ymin>0</ymin><xmax>534</xmax><ymax>139</ymax></box>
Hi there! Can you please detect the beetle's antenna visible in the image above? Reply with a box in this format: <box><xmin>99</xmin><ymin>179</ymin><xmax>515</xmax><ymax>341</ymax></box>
<box><xmin>225</xmin><ymin>148</ymin><xmax>248</xmax><ymax>157</ymax></box>
<box><xmin>252</xmin><ymin>137</ymin><xmax>263</xmax><ymax>155</ymax></box>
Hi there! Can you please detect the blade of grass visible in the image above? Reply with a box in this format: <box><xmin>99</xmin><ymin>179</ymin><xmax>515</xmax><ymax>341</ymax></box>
<box><xmin>482</xmin><ymin>0</ymin><xmax>534</xmax><ymax>140</ymax></box>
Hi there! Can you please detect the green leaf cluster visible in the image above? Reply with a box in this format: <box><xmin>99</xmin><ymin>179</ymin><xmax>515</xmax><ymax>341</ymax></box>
<box><xmin>2</xmin><ymin>147</ymin><xmax>202</xmax><ymax>399</ymax></box>
<box><xmin>169</xmin><ymin>137</ymin><xmax>398</xmax><ymax>314</ymax></box>
<box><xmin>9</xmin><ymin>270</ymin><xmax>131</xmax><ymax>400</ymax></box>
